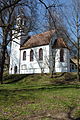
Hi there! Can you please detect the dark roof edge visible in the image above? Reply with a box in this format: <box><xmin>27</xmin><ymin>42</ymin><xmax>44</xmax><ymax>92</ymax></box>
<box><xmin>20</xmin><ymin>44</ymin><xmax>49</xmax><ymax>50</ymax></box>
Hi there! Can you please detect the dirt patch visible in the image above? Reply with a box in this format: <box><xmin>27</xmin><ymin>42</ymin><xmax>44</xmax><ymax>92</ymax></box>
<box><xmin>11</xmin><ymin>112</ymin><xmax>71</xmax><ymax>120</ymax></box>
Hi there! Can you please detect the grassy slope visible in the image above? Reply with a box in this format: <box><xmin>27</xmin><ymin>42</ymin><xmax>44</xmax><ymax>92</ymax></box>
<box><xmin>0</xmin><ymin>73</ymin><xmax>80</xmax><ymax>120</ymax></box>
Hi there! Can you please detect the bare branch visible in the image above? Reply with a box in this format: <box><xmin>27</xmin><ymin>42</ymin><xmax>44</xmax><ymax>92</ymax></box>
<box><xmin>0</xmin><ymin>0</ymin><xmax>22</xmax><ymax>13</ymax></box>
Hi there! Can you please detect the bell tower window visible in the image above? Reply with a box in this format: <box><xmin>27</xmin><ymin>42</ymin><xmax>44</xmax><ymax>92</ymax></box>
<box><xmin>24</xmin><ymin>20</ymin><xmax>26</xmax><ymax>26</ymax></box>
<box><xmin>14</xmin><ymin>66</ymin><xmax>17</xmax><ymax>74</ymax></box>
<box><xmin>21</xmin><ymin>19</ymin><xmax>22</xmax><ymax>25</ymax></box>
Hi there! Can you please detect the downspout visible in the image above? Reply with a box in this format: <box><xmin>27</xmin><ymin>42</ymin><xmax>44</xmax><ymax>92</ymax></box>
<box><xmin>19</xmin><ymin>49</ymin><xmax>21</xmax><ymax>74</ymax></box>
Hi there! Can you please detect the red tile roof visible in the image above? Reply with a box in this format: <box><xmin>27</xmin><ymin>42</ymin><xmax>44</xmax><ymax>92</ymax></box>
<box><xmin>20</xmin><ymin>30</ymin><xmax>55</xmax><ymax>49</ymax></box>
<box><xmin>20</xmin><ymin>30</ymin><xmax>69</xmax><ymax>50</ymax></box>
<box><xmin>52</xmin><ymin>38</ymin><xmax>69</xmax><ymax>49</ymax></box>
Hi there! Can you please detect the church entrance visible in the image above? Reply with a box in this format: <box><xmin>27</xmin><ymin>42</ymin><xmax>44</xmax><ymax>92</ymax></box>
<box><xmin>14</xmin><ymin>66</ymin><xmax>17</xmax><ymax>74</ymax></box>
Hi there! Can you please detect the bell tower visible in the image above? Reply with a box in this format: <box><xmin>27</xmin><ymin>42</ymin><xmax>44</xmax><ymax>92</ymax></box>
<box><xmin>9</xmin><ymin>13</ymin><xmax>27</xmax><ymax>74</ymax></box>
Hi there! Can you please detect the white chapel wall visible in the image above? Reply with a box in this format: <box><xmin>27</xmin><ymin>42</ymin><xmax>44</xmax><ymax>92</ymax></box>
<box><xmin>55</xmin><ymin>48</ymin><xmax>70</xmax><ymax>72</ymax></box>
<box><xmin>20</xmin><ymin>45</ymin><xmax>50</xmax><ymax>74</ymax></box>
<box><xmin>9</xmin><ymin>33</ymin><xmax>21</xmax><ymax>74</ymax></box>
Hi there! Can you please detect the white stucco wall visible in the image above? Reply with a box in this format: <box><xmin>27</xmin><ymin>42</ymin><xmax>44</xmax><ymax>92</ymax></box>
<box><xmin>20</xmin><ymin>45</ymin><xmax>50</xmax><ymax>74</ymax></box>
<box><xmin>9</xmin><ymin>32</ymin><xmax>21</xmax><ymax>74</ymax></box>
<box><xmin>55</xmin><ymin>48</ymin><xmax>70</xmax><ymax>72</ymax></box>
<box><xmin>9</xmin><ymin>39</ymin><xmax>70</xmax><ymax>74</ymax></box>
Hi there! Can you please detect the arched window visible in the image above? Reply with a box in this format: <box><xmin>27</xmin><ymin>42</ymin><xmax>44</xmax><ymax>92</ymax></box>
<box><xmin>24</xmin><ymin>20</ymin><xmax>26</xmax><ymax>26</ymax></box>
<box><xmin>21</xmin><ymin>19</ymin><xmax>22</xmax><ymax>25</ymax></box>
<box><xmin>72</xmin><ymin>64</ymin><xmax>74</xmax><ymax>70</ymax></box>
<box><xmin>17</xmin><ymin>20</ymin><xmax>20</xmax><ymax>25</ymax></box>
<box><xmin>39</xmin><ymin>48</ymin><xmax>43</xmax><ymax>60</ymax></box>
<box><xmin>60</xmin><ymin>49</ymin><xmax>64</xmax><ymax>62</ymax></box>
<box><xmin>11</xmin><ymin>68</ymin><xmax>12</xmax><ymax>71</ymax></box>
<box><xmin>23</xmin><ymin>51</ymin><xmax>26</xmax><ymax>60</ymax></box>
<box><xmin>14</xmin><ymin>66</ymin><xmax>17</xmax><ymax>74</ymax></box>
<box><xmin>30</xmin><ymin>49</ymin><xmax>34</xmax><ymax>61</ymax></box>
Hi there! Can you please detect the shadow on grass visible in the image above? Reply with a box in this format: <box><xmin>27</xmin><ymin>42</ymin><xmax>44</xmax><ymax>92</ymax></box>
<box><xmin>67</xmin><ymin>106</ymin><xmax>80</xmax><ymax>120</ymax></box>
<box><xmin>75</xmin><ymin>118</ymin><xmax>80</xmax><ymax>120</ymax></box>
<box><xmin>53</xmin><ymin>72</ymin><xmax>65</xmax><ymax>78</ymax></box>
<box><xmin>0</xmin><ymin>84</ymin><xmax>80</xmax><ymax>120</ymax></box>
<box><xmin>0</xmin><ymin>84</ymin><xmax>80</xmax><ymax>93</ymax></box>
<box><xmin>0</xmin><ymin>118</ymin><xmax>9</xmax><ymax>120</ymax></box>
<box><xmin>3</xmin><ymin>74</ymin><xmax>31</xmax><ymax>84</ymax></box>
<box><xmin>3</xmin><ymin>73</ymin><xmax>77</xmax><ymax>85</ymax></box>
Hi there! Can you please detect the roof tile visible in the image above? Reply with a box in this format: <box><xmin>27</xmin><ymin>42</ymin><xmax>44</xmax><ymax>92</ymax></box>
<box><xmin>20</xmin><ymin>30</ymin><xmax>55</xmax><ymax>49</ymax></box>
<box><xmin>52</xmin><ymin>38</ymin><xmax>69</xmax><ymax>49</ymax></box>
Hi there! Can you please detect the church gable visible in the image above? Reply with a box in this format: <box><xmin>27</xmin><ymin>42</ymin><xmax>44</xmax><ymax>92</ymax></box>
<box><xmin>52</xmin><ymin>38</ymin><xmax>69</xmax><ymax>49</ymax></box>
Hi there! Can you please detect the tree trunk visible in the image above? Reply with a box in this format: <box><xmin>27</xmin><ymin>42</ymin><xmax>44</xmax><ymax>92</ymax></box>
<box><xmin>76</xmin><ymin>13</ymin><xmax>80</xmax><ymax>81</ymax></box>
<box><xmin>0</xmin><ymin>46</ymin><xmax>6</xmax><ymax>84</ymax></box>
<box><xmin>77</xmin><ymin>37</ymin><xmax>80</xmax><ymax>81</ymax></box>
<box><xmin>0</xmin><ymin>30</ymin><xmax>7</xmax><ymax>84</ymax></box>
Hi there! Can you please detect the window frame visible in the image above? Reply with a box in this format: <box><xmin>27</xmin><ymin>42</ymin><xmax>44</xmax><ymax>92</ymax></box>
<box><xmin>21</xmin><ymin>64</ymin><xmax>27</xmax><ymax>70</ymax></box>
<box><xmin>72</xmin><ymin>64</ymin><xmax>74</xmax><ymax>70</ymax></box>
<box><xmin>60</xmin><ymin>48</ymin><xmax>64</xmax><ymax>62</ymax></box>
<box><xmin>39</xmin><ymin>48</ymin><xmax>43</xmax><ymax>61</ymax></box>
<box><xmin>30</xmin><ymin>49</ymin><xmax>34</xmax><ymax>62</ymax></box>
<box><xmin>24</xmin><ymin>20</ymin><xmax>26</xmax><ymax>26</ymax></box>
<box><xmin>23</xmin><ymin>51</ymin><xmax>26</xmax><ymax>61</ymax></box>
<box><xmin>14</xmin><ymin>66</ymin><xmax>17</xmax><ymax>74</ymax></box>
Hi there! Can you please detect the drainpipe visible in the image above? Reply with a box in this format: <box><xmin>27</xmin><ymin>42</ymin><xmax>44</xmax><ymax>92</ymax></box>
<box><xmin>19</xmin><ymin>49</ymin><xmax>21</xmax><ymax>74</ymax></box>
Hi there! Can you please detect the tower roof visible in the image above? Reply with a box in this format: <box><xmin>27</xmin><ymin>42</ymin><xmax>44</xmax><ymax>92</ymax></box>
<box><xmin>52</xmin><ymin>38</ymin><xmax>69</xmax><ymax>49</ymax></box>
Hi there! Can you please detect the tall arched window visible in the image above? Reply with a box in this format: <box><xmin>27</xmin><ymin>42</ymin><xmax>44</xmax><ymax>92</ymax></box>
<box><xmin>60</xmin><ymin>48</ymin><xmax>64</xmax><ymax>62</ymax></box>
<box><xmin>24</xmin><ymin>20</ymin><xmax>26</xmax><ymax>26</ymax></box>
<box><xmin>39</xmin><ymin>48</ymin><xmax>43</xmax><ymax>60</ymax></box>
<box><xmin>14</xmin><ymin>66</ymin><xmax>17</xmax><ymax>74</ymax></box>
<box><xmin>23</xmin><ymin>51</ymin><xmax>26</xmax><ymax>60</ymax></box>
<box><xmin>20</xmin><ymin>19</ymin><xmax>22</xmax><ymax>25</ymax></box>
<box><xmin>30</xmin><ymin>49</ymin><xmax>34</xmax><ymax>61</ymax></box>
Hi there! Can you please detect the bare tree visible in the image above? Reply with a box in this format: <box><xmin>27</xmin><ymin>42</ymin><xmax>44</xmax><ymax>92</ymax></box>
<box><xmin>38</xmin><ymin>0</ymin><xmax>70</xmax><ymax>77</ymax></box>
<box><xmin>62</xmin><ymin>0</ymin><xmax>80</xmax><ymax>81</ymax></box>
<box><xmin>0</xmin><ymin>0</ymin><xmax>37</xmax><ymax>84</ymax></box>
<box><xmin>38</xmin><ymin>0</ymin><xmax>80</xmax><ymax>80</ymax></box>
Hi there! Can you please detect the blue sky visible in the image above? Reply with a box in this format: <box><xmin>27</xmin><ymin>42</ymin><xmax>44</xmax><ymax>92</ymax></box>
<box><xmin>35</xmin><ymin>0</ymin><xmax>78</xmax><ymax>42</ymax></box>
<box><xmin>0</xmin><ymin>0</ymin><xmax>78</xmax><ymax>42</ymax></box>
<box><xmin>36</xmin><ymin>0</ymin><xmax>71</xmax><ymax>32</ymax></box>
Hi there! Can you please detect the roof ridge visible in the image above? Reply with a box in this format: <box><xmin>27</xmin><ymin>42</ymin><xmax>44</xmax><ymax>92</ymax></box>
<box><xmin>31</xmin><ymin>29</ymin><xmax>55</xmax><ymax>38</ymax></box>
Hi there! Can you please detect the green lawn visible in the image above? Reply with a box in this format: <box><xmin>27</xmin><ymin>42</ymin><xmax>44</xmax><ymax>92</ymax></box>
<box><xmin>0</xmin><ymin>73</ymin><xmax>80</xmax><ymax>120</ymax></box>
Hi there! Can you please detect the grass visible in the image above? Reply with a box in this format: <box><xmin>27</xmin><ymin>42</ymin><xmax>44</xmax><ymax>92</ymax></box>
<box><xmin>0</xmin><ymin>72</ymin><xmax>80</xmax><ymax>120</ymax></box>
